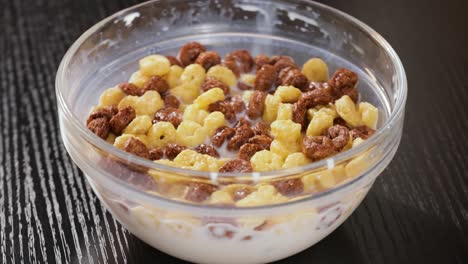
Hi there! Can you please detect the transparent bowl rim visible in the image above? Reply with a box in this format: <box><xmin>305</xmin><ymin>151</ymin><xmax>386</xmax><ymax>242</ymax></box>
<box><xmin>56</xmin><ymin>0</ymin><xmax>407</xmax><ymax>211</ymax></box>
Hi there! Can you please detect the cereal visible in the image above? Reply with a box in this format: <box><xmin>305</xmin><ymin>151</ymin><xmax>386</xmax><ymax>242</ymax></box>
<box><xmin>166</xmin><ymin>55</ymin><xmax>182</xmax><ymax>66</ymax></box>
<box><xmin>184</xmin><ymin>182</ymin><xmax>217</xmax><ymax>203</ymax></box>
<box><xmin>129</xmin><ymin>71</ymin><xmax>150</xmax><ymax>88</ymax></box>
<box><xmin>274</xmin><ymin>86</ymin><xmax>302</xmax><ymax>103</ymax></box>
<box><xmin>194</xmin><ymin>144</ymin><xmax>219</xmax><ymax>158</ymax></box>
<box><xmin>123</xmin><ymin>115</ymin><xmax>152</xmax><ymax>135</ymax></box>
<box><xmin>276</xmin><ymin>67</ymin><xmax>308</xmax><ymax>90</ymax></box>
<box><xmin>194</xmin><ymin>88</ymin><xmax>225</xmax><ymax>110</ymax></box>
<box><xmin>165</xmin><ymin>65</ymin><xmax>184</xmax><ymax>88</ymax></box>
<box><xmin>87</xmin><ymin>117</ymin><xmax>110</xmax><ymax>139</ymax></box>
<box><xmin>162</xmin><ymin>94</ymin><xmax>180</xmax><ymax>109</ymax></box>
<box><xmin>254</xmin><ymin>64</ymin><xmax>276</xmax><ymax>91</ymax></box>
<box><xmin>350</xmin><ymin>126</ymin><xmax>376</xmax><ymax>140</ymax></box>
<box><xmin>247</xmin><ymin>135</ymin><xmax>272</xmax><ymax>150</ymax></box>
<box><xmin>207</xmin><ymin>101</ymin><xmax>236</xmax><ymax>122</ymax></box>
<box><xmin>238</xmin><ymin>143</ymin><xmax>263</xmax><ymax>161</ymax></box>
<box><xmin>153</xmin><ymin>107</ymin><xmax>182</xmax><ymax>128</ymax></box>
<box><xmin>200</xmin><ymin>76</ymin><xmax>230</xmax><ymax>94</ymax></box>
<box><xmin>211</xmin><ymin>126</ymin><xmax>235</xmax><ymax>147</ymax></box>
<box><xmin>147</xmin><ymin>121</ymin><xmax>177</xmax><ymax>148</ymax></box>
<box><xmin>122</xmin><ymin>137</ymin><xmax>150</xmax><ymax>159</ymax></box>
<box><xmin>148</xmin><ymin>148</ymin><xmax>164</xmax><ymax>160</ymax></box>
<box><xmin>250</xmin><ymin>150</ymin><xmax>283</xmax><ymax>171</ymax></box>
<box><xmin>195</xmin><ymin>51</ymin><xmax>221</xmax><ymax>70</ymax></box>
<box><xmin>219</xmin><ymin>159</ymin><xmax>253</xmax><ymax>173</ymax></box>
<box><xmin>86</xmin><ymin>105</ymin><xmax>117</xmax><ymax>125</ymax></box>
<box><xmin>247</xmin><ymin>91</ymin><xmax>266</xmax><ymax>119</ymax></box>
<box><xmin>254</xmin><ymin>54</ymin><xmax>271</xmax><ymax>71</ymax></box>
<box><xmin>139</xmin><ymin>55</ymin><xmax>171</xmax><ymax>76</ymax></box>
<box><xmin>272</xmin><ymin>178</ymin><xmax>304</xmax><ymax>196</ymax></box>
<box><xmin>262</xmin><ymin>94</ymin><xmax>282</xmax><ymax>123</ymax></box>
<box><xmin>252</xmin><ymin>121</ymin><xmax>270</xmax><ymax>136</ymax></box>
<box><xmin>301</xmin><ymin>58</ymin><xmax>329</xmax><ymax>82</ymax></box>
<box><xmin>183</xmin><ymin>104</ymin><xmax>209</xmax><ymax>125</ymax></box>
<box><xmin>206</xmin><ymin>65</ymin><xmax>237</xmax><ymax>87</ymax></box>
<box><xmin>329</xmin><ymin>68</ymin><xmax>359</xmax><ymax>102</ymax></box>
<box><xmin>87</xmin><ymin>44</ymin><xmax>381</xmax><ymax>207</ymax></box>
<box><xmin>282</xmin><ymin>153</ymin><xmax>310</xmax><ymax>169</ymax></box>
<box><xmin>276</xmin><ymin>103</ymin><xmax>293</xmax><ymax>120</ymax></box>
<box><xmin>143</xmin><ymin>76</ymin><xmax>170</xmax><ymax>94</ymax></box>
<box><xmin>271</xmin><ymin>120</ymin><xmax>301</xmax><ymax>143</ymax></box>
<box><xmin>328</xmin><ymin>125</ymin><xmax>350</xmax><ymax>151</ymax></box>
<box><xmin>176</xmin><ymin>121</ymin><xmax>207</xmax><ymax>147</ymax></box>
<box><xmin>335</xmin><ymin>95</ymin><xmax>362</xmax><ymax>127</ymax></box>
<box><xmin>224</xmin><ymin>50</ymin><xmax>254</xmax><ymax>73</ymax></box>
<box><xmin>165</xmin><ymin>143</ymin><xmax>187</xmax><ymax>160</ymax></box>
<box><xmin>179</xmin><ymin>42</ymin><xmax>206</xmax><ymax>66</ymax></box>
<box><xmin>303</xmin><ymin>136</ymin><xmax>335</xmax><ymax>161</ymax></box>
<box><xmin>109</xmin><ymin>106</ymin><xmax>136</xmax><ymax>134</ymax></box>
<box><xmin>227</xmin><ymin>124</ymin><xmax>254</xmax><ymax>151</ymax></box>
<box><xmin>359</xmin><ymin>102</ymin><xmax>378</xmax><ymax>129</ymax></box>
<box><xmin>100</xmin><ymin>86</ymin><xmax>126</xmax><ymax>106</ymax></box>
<box><xmin>203</xmin><ymin>111</ymin><xmax>226</xmax><ymax>136</ymax></box>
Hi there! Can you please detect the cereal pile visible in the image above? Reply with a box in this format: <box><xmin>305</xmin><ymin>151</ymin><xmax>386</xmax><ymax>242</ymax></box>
<box><xmin>86</xmin><ymin>42</ymin><xmax>378</xmax><ymax>177</ymax></box>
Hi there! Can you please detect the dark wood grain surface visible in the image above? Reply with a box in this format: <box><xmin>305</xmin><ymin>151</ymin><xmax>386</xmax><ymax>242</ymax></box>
<box><xmin>1</xmin><ymin>0</ymin><xmax>467</xmax><ymax>263</ymax></box>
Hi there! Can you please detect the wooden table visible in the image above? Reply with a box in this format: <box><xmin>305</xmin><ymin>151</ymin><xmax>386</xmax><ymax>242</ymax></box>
<box><xmin>1</xmin><ymin>0</ymin><xmax>467</xmax><ymax>263</ymax></box>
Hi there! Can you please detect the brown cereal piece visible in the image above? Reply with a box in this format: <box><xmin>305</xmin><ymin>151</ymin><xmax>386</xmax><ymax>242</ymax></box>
<box><xmin>252</xmin><ymin>121</ymin><xmax>270</xmax><ymax>136</ymax></box>
<box><xmin>195</xmin><ymin>51</ymin><xmax>221</xmax><ymax>70</ymax></box>
<box><xmin>333</xmin><ymin>117</ymin><xmax>349</xmax><ymax>127</ymax></box>
<box><xmin>185</xmin><ymin>182</ymin><xmax>218</xmax><ymax>203</ymax></box>
<box><xmin>254</xmin><ymin>54</ymin><xmax>271</xmax><ymax>71</ymax></box>
<box><xmin>298</xmin><ymin>86</ymin><xmax>334</xmax><ymax>108</ymax></box>
<box><xmin>232</xmin><ymin>186</ymin><xmax>253</xmax><ymax>201</ymax></box>
<box><xmin>179</xmin><ymin>42</ymin><xmax>207</xmax><ymax>66</ymax></box>
<box><xmin>87</xmin><ymin>117</ymin><xmax>110</xmax><ymax>139</ymax></box>
<box><xmin>272</xmin><ymin>56</ymin><xmax>297</xmax><ymax>74</ymax></box>
<box><xmin>194</xmin><ymin>144</ymin><xmax>220</xmax><ymax>158</ymax></box>
<box><xmin>328</xmin><ymin>68</ymin><xmax>359</xmax><ymax>102</ymax></box>
<box><xmin>227</xmin><ymin>95</ymin><xmax>245</xmax><ymax>113</ymax></box>
<box><xmin>119</xmin><ymin>82</ymin><xmax>144</xmax><ymax>96</ymax></box>
<box><xmin>238</xmin><ymin>143</ymin><xmax>263</xmax><ymax>160</ymax></box>
<box><xmin>143</xmin><ymin>76</ymin><xmax>170</xmax><ymax>94</ymax></box>
<box><xmin>234</xmin><ymin>118</ymin><xmax>251</xmax><ymax>129</ymax></box>
<box><xmin>247</xmin><ymin>90</ymin><xmax>266</xmax><ymax>119</ymax></box>
<box><xmin>350</xmin><ymin>126</ymin><xmax>376</xmax><ymax>140</ymax></box>
<box><xmin>303</xmin><ymin>136</ymin><xmax>336</xmax><ymax>161</ymax></box>
<box><xmin>122</xmin><ymin>137</ymin><xmax>150</xmax><ymax>159</ymax></box>
<box><xmin>153</xmin><ymin>107</ymin><xmax>182</xmax><ymax>128</ymax></box>
<box><xmin>148</xmin><ymin>148</ymin><xmax>164</xmax><ymax>160</ymax></box>
<box><xmin>222</xmin><ymin>59</ymin><xmax>240</xmax><ymax>77</ymax></box>
<box><xmin>328</xmin><ymin>125</ymin><xmax>350</xmax><ymax>151</ymax></box>
<box><xmin>166</xmin><ymin>55</ymin><xmax>182</xmax><ymax>66</ymax></box>
<box><xmin>225</xmin><ymin>50</ymin><xmax>254</xmax><ymax>73</ymax></box>
<box><xmin>254</xmin><ymin>64</ymin><xmax>276</xmax><ymax>91</ymax></box>
<box><xmin>272</xmin><ymin>178</ymin><xmax>304</xmax><ymax>196</ymax></box>
<box><xmin>211</xmin><ymin>126</ymin><xmax>236</xmax><ymax>147</ymax></box>
<box><xmin>165</xmin><ymin>143</ymin><xmax>187</xmax><ymax>160</ymax></box>
<box><xmin>86</xmin><ymin>105</ymin><xmax>118</xmax><ymax>125</ymax></box>
<box><xmin>248</xmin><ymin>135</ymin><xmax>272</xmax><ymax>150</ymax></box>
<box><xmin>237</xmin><ymin>81</ymin><xmax>253</xmax><ymax>90</ymax></box>
<box><xmin>227</xmin><ymin>124</ymin><xmax>254</xmax><ymax>151</ymax></box>
<box><xmin>277</xmin><ymin>67</ymin><xmax>308</xmax><ymax>90</ymax></box>
<box><xmin>109</xmin><ymin>106</ymin><xmax>136</xmax><ymax>134</ymax></box>
<box><xmin>200</xmin><ymin>76</ymin><xmax>230</xmax><ymax>94</ymax></box>
<box><xmin>292</xmin><ymin>102</ymin><xmax>308</xmax><ymax>127</ymax></box>
<box><xmin>269</xmin><ymin>55</ymin><xmax>293</xmax><ymax>65</ymax></box>
<box><xmin>162</xmin><ymin>94</ymin><xmax>180</xmax><ymax>109</ymax></box>
<box><xmin>219</xmin><ymin>159</ymin><xmax>253</xmax><ymax>173</ymax></box>
<box><xmin>208</xmin><ymin>101</ymin><xmax>236</xmax><ymax>122</ymax></box>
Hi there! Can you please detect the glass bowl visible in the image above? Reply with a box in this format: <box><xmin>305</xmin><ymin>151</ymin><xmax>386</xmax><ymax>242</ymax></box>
<box><xmin>56</xmin><ymin>0</ymin><xmax>406</xmax><ymax>263</ymax></box>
